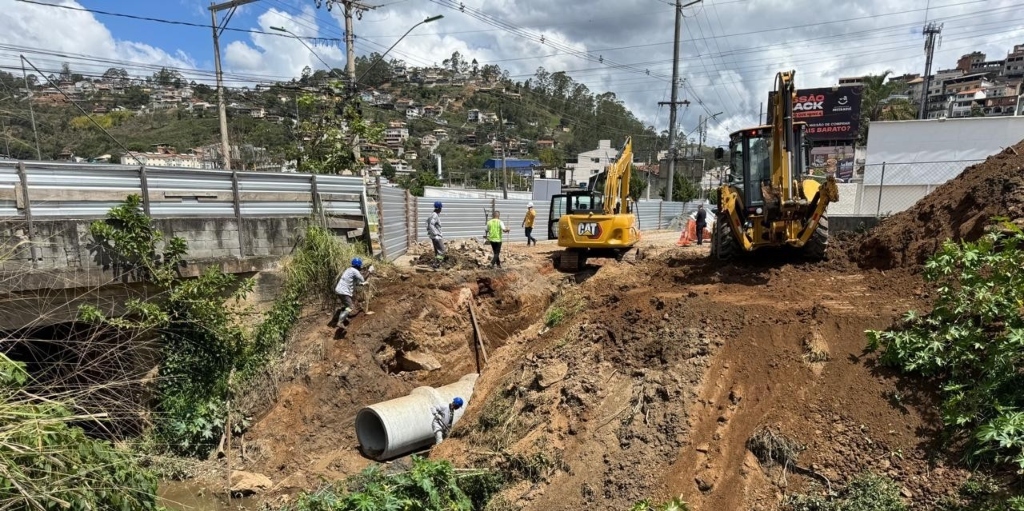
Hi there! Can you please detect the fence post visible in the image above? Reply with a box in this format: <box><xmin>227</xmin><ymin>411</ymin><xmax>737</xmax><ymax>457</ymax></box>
<box><xmin>876</xmin><ymin>162</ymin><xmax>886</xmax><ymax>218</ymax></box>
<box><xmin>658</xmin><ymin>201</ymin><xmax>663</xmax><ymax>230</ymax></box>
<box><xmin>411</xmin><ymin>192</ymin><xmax>419</xmax><ymax>243</ymax></box>
<box><xmin>310</xmin><ymin>173</ymin><xmax>322</xmax><ymax>218</ymax></box>
<box><xmin>138</xmin><ymin>166</ymin><xmax>152</xmax><ymax>216</ymax></box>
<box><xmin>15</xmin><ymin>162</ymin><xmax>38</xmax><ymax>269</ymax></box>
<box><xmin>405</xmin><ymin>191</ymin><xmax>413</xmax><ymax>248</ymax></box>
<box><xmin>375</xmin><ymin>177</ymin><xmax>388</xmax><ymax>261</ymax></box>
<box><xmin>230</xmin><ymin>171</ymin><xmax>245</xmax><ymax>258</ymax></box>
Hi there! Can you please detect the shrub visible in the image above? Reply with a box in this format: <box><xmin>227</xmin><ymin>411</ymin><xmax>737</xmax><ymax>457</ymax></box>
<box><xmin>866</xmin><ymin>224</ymin><xmax>1024</xmax><ymax>470</ymax></box>
<box><xmin>281</xmin><ymin>456</ymin><xmax>501</xmax><ymax>511</ymax></box>
<box><xmin>0</xmin><ymin>353</ymin><xmax>159</xmax><ymax>510</ymax></box>
<box><xmin>786</xmin><ymin>473</ymin><xmax>905</xmax><ymax>511</ymax></box>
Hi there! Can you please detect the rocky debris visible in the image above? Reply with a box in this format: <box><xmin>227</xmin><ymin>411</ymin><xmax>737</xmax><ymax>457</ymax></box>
<box><xmin>535</xmin><ymin>361</ymin><xmax>569</xmax><ymax>389</ymax></box>
<box><xmin>230</xmin><ymin>471</ymin><xmax>272</xmax><ymax>496</ymax></box>
<box><xmin>410</xmin><ymin>238</ymin><xmax>531</xmax><ymax>269</ymax></box>
<box><xmin>397</xmin><ymin>350</ymin><xmax>442</xmax><ymax>372</ymax></box>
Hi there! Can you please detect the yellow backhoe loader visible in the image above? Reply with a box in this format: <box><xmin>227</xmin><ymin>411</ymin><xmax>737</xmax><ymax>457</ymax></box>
<box><xmin>548</xmin><ymin>137</ymin><xmax>640</xmax><ymax>271</ymax></box>
<box><xmin>711</xmin><ymin>70</ymin><xmax>839</xmax><ymax>261</ymax></box>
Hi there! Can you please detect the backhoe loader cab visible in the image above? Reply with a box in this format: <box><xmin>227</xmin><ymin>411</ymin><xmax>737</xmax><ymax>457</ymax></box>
<box><xmin>711</xmin><ymin>70</ymin><xmax>839</xmax><ymax>262</ymax></box>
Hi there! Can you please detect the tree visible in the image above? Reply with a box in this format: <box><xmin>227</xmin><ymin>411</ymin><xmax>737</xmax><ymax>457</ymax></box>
<box><xmin>102</xmin><ymin>67</ymin><xmax>129</xmax><ymax>85</ymax></box>
<box><xmin>538</xmin><ymin>148</ymin><xmax>563</xmax><ymax>169</ymax></box>
<box><xmin>471</xmin><ymin>58</ymin><xmax>479</xmax><ymax>77</ymax></box>
<box><xmin>858</xmin><ymin>71</ymin><xmax>918</xmax><ymax>144</ymax></box>
<box><xmin>294</xmin><ymin>86</ymin><xmax>385</xmax><ymax>174</ymax></box>
<box><xmin>354</xmin><ymin>53</ymin><xmax>393</xmax><ymax>88</ymax></box>
<box><xmin>672</xmin><ymin>174</ymin><xmax>699</xmax><ymax>202</ymax></box>
<box><xmin>151</xmin><ymin>67</ymin><xmax>183</xmax><ymax>88</ymax></box>
<box><xmin>59</xmin><ymin>62</ymin><xmax>73</xmax><ymax>83</ymax></box>
<box><xmin>381</xmin><ymin>161</ymin><xmax>396</xmax><ymax>180</ymax></box>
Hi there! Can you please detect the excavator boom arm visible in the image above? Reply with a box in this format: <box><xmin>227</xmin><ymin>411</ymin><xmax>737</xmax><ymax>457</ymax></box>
<box><xmin>602</xmin><ymin>137</ymin><xmax>633</xmax><ymax>215</ymax></box>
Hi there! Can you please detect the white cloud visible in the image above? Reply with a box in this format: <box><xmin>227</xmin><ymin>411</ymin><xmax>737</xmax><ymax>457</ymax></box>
<box><xmin>223</xmin><ymin>5</ymin><xmax>345</xmax><ymax>83</ymax></box>
<box><xmin>0</xmin><ymin>0</ymin><xmax>196</xmax><ymax>81</ymax></box>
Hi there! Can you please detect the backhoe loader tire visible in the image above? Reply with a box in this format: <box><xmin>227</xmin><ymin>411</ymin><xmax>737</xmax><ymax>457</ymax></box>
<box><xmin>712</xmin><ymin>217</ymin><xmax>739</xmax><ymax>261</ymax></box>
<box><xmin>804</xmin><ymin>215</ymin><xmax>829</xmax><ymax>261</ymax></box>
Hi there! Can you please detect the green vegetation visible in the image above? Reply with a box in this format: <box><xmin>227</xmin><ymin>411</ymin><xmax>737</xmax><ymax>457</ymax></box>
<box><xmin>786</xmin><ymin>473</ymin><xmax>906</xmax><ymax>511</ymax></box>
<box><xmin>630</xmin><ymin>496</ymin><xmax>690</xmax><ymax>511</ymax></box>
<box><xmin>544</xmin><ymin>289</ymin><xmax>586</xmax><ymax>328</ymax></box>
<box><xmin>0</xmin><ymin>353</ymin><xmax>159</xmax><ymax>510</ymax></box>
<box><xmin>866</xmin><ymin>224</ymin><xmax>1024</xmax><ymax>473</ymax></box>
<box><xmin>280</xmin><ymin>456</ymin><xmax>501</xmax><ymax>511</ymax></box>
<box><xmin>938</xmin><ymin>475</ymin><xmax>1024</xmax><ymax>510</ymax></box>
<box><xmin>79</xmin><ymin>196</ymin><xmax>360</xmax><ymax>457</ymax></box>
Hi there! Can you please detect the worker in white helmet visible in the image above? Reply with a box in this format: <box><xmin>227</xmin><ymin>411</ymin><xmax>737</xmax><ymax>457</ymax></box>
<box><xmin>522</xmin><ymin>202</ymin><xmax>537</xmax><ymax>246</ymax></box>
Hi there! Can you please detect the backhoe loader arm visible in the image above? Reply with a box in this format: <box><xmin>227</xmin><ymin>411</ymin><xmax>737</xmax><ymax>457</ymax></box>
<box><xmin>771</xmin><ymin>71</ymin><xmax>797</xmax><ymax>203</ymax></box>
<box><xmin>602</xmin><ymin>137</ymin><xmax>633</xmax><ymax>215</ymax></box>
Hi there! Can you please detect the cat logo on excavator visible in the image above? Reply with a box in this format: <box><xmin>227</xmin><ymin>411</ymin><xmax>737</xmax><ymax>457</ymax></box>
<box><xmin>577</xmin><ymin>222</ymin><xmax>602</xmax><ymax>238</ymax></box>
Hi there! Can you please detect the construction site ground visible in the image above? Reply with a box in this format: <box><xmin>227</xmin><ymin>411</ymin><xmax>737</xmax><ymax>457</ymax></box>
<box><xmin>155</xmin><ymin>222</ymin><xmax>986</xmax><ymax>511</ymax></box>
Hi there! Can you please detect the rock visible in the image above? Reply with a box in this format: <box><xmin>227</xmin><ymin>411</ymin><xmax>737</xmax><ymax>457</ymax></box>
<box><xmin>900</xmin><ymin>487</ymin><xmax>913</xmax><ymax>499</ymax></box>
<box><xmin>230</xmin><ymin>471</ymin><xmax>272</xmax><ymax>496</ymax></box>
<box><xmin>537</xmin><ymin>361</ymin><xmax>569</xmax><ymax>388</ymax></box>
<box><xmin>695</xmin><ymin>476</ymin><xmax>714</xmax><ymax>492</ymax></box>
<box><xmin>398</xmin><ymin>351</ymin><xmax>442</xmax><ymax>372</ymax></box>
<box><xmin>695</xmin><ymin>443</ymin><xmax>710</xmax><ymax>453</ymax></box>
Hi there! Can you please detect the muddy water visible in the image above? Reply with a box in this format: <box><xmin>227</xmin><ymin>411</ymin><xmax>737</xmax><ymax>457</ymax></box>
<box><xmin>158</xmin><ymin>481</ymin><xmax>259</xmax><ymax>511</ymax></box>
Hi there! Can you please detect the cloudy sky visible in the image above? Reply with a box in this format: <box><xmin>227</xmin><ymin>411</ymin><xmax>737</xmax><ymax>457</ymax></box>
<box><xmin>2</xmin><ymin>0</ymin><xmax>1023</xmax><ymax>144</ymax></box>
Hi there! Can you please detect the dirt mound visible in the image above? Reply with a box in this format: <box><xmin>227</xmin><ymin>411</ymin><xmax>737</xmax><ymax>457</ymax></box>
<box><xmin>855</xmin><ymin>141</ymin><xmax>1024</xmax><ymax>269</ymax></box>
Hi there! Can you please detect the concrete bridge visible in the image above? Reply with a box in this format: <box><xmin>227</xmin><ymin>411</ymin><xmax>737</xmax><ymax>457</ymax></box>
<box><xmin>0</xmin><ymin>161</ymin><xmax>369</xmax><ymax>330</ymax></box>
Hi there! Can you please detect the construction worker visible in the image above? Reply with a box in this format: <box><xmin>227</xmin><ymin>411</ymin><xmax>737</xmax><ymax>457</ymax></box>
<box><xmin>329</xmin><ymin>257</ymin><xmax>372</xmax><ymax>327</ymax></box>
<box><xmin>432</xmin><ymin>397</ymin><xmax>464</xmax><ymax>445</ymax></box>
<box><xmin>485</xmin><ymin>210</ymin><xmax>510</xmax><ymax>268</ymax></box>
<box><xmin>522</xmin><ymin>202</ymin><xmax>537</xmax><ymax>246</ymax></box>
<box><xmin>695</xmin><ymin>204</ymin><xmax>707</xmax><ymax>246</ymax></box>
<box><xmin>427</xmin><ymin>201</ymin><xmax>445</xmax><ymax>268</ymax></box>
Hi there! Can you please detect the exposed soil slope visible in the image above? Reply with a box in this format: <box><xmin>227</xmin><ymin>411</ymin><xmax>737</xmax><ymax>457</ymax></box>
<box><xmin>855</xmin><ymin>140</ymin><xmax>1024</xmax><ymax>270</ymax></box>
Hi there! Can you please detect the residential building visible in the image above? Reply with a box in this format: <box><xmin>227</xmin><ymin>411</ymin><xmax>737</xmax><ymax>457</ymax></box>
<box><xmin>481</xmin><ymin>112</ymin><xmax>499</xmax><ymax>124</ymax></box>
<box><xmin>433</xmin><ymin>128</ymin><xmax>449</xmax><ymax>140</ymax></box>
<box><xmin>949</xmin><ymin>90</ymin><xmax>985</xmax><ymax>118</ymax></box>
<box><xmin>421</xmin><ymin>134</ymin><xmax>439</xmax><ymax>152</ymax></box>
<box><xmin>122</xmin><ymin>145</ymin><xmax>202</xmax><ymax>169</ymax></box>
<box><xmin>423</xmin><ymin>105</ymin><xmax>443</xmax><ymax>118</ymax></box>
<box><xmin>957</xmin><ymin>51</ymin><xmax>1005</xmax><ymax>75</ymax></box>
<box><xmin>565</xmin><ymin>140</ymin><xmax>618</xmax><ymax>186</ymax></box>
<box><xmin>537</xmin><ymin>139</ymin><xmax>555</xmax><ymax>149</ymax></box>
<box><xmin>1005</xmin><ymin>44</ymin><xmax>1024</xmax><ymax>78</ymax></box>
<box><xmin>467</xmin><ymin>109</ymin><xmax>481</xmax><ymax>122</ymax></box>
<box><xmin>385</xmin><ymin>121</ymin><xmax>409</xmax><ymax>148</ymax></box>
<box><xmin>838</xmin><ymin>76</ymin><xmax>865</xmax><ymax>87</ymax></box>
<box><xmin>406</xmin><ymin>106</ymin><xmax>422</xmax><ymax>119</ymax></box>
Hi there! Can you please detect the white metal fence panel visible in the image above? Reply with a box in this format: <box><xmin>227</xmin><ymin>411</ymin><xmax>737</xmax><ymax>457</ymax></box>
<box><xmin>416</xmin><ymin>198</ymin><xmax>491</xmax><ymax>240</ymax></box>
<box><xmin>238</xmin><ymin>171</ymin><xmax>313</xmax><ymax>217</ymax></box>
<box><xmin>379</xmin><ymin>186</ymin><xmax>409</xmax><ymax>261</ymax></box>
<box><xmin>494</xmin><ymin>199</ymin><xmax>549</xmax><ymax>243</ymax></box>
<box><xmin>316</xmin><ymin>175</ymin><xmax>365</xmax><ymax>217</ymax></box>
<box><xmin>636</xmin><ymin>201</ymin><xmax>663</xmax><ymax>230</ymax></box>
<box><xmin>0</xmin><ymin>163</ymin><xmax>19</xmax><ymax>217</ymax></box>
<box><xmin>26</xmin><ymin>163</ymin><xmax>143</xmax><ymax>218</ymax></box>
<box><xmin>146</xmin><ymin>167</ymin><xmax>235</xmax><ymax>217</ymax></box>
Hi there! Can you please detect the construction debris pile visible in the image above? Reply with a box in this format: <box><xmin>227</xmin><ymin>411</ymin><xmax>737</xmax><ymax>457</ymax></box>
<box><xmin>855</xmin><ymin>140</ymin><xmax>1024</xmax><ymax>270</ymax></box>
<box><xmin>410</xmin><ymin>238</ymin><xmax>532</xmax><ymax>269</ymax></box>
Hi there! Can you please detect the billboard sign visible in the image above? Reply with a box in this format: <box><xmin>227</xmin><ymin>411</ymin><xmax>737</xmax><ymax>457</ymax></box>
<box><xmin>767</xmin><ymin>86</ymin><xmax>863</xmax><ymax>142</ymax></box>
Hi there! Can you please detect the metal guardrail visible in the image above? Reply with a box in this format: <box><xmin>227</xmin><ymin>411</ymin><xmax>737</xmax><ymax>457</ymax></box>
<box><xmin>0</xmin><ymin>160</ymin><xmax>365</xmax><ymax>219</ymax></box>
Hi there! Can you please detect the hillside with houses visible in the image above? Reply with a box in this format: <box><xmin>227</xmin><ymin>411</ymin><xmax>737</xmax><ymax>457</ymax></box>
<box><xmin>0</xmin><ymin>53</ymin><xmax>673</xmax><ymax>193</ymax></box>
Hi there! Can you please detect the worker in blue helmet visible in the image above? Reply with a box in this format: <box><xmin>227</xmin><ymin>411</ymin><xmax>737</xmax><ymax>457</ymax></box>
<box><xmin>329</xmin><ymin>257</ymin><xmax>375</xmax><ymax>328</ymax></box>
<box><xmin>427</xmin><ymin>201</ymin><xmax>445</xmax><ymax>269</ymax></box>
<box><xmin>432</xmin><ymin>396</ymin><xmax>464</xmax><ymax>445</ymax></box>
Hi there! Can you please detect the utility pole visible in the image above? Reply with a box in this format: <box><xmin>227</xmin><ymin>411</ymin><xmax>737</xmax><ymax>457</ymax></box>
<box><xmin>919</xmin><ymin>22</ymin><xmax>942</xmax><ymax>119</ymax></box>
<box><xmin>20</xmin><ymin>57</ymin><xmax>41</xmax><ymax>160</ymax></box>
<box><xmin>210</xmin><ymin>0</ymin><xmax>259</xmax><ymax>170</ymax></box>
<box><xmin>659</xmin><ymin>0</ymin><xmax>701</xmax><ymax>202</ymax></box>
<box><xmin>498</xmin><ymin>103</ymin><xmax>508</xmax><ymax>199</ymax></box>
<box><xmin>318</xmin><ymin>1</ymin><xmax>376</xmax><ymax>89</ymax></box>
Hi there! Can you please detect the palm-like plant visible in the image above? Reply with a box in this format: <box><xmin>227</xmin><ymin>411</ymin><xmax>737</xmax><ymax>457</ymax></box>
<box><xmin>857</xmin><ymin>70</ymin><xmax>919</xmax><ymax>145</ymax></box>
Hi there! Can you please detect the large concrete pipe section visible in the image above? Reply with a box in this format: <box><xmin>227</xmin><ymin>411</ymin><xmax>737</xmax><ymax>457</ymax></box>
<box><xmin>355</xmin><ymin>373</ymin><xmax>479</xmax><ymax>460</ymax></box>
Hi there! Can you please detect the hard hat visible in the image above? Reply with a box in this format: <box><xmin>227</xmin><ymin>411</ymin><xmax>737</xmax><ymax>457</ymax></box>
<box><xmin>527</xmin><ymin>202</ymin><xmax>534</xmax><ymax>208</ymax></box>
<box><xmin>351</xmin><ymin>257</ymin><xmax>363</xmax><ymax>269</ymax></box>
<box><xmin>452</xmin><ymin>397</ymin><xmax>464</xmax><ymax>408</ymax></box>
<box><xmin>434</xmin><ymin>201</ymin><xmax>443</xmax><ymax>209</ymax></box>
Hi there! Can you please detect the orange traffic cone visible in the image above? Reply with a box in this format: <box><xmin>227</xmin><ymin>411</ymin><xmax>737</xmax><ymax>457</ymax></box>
<box><xmin>676</xmin><ymin>219</ymin><xmax>697</xmax><ymax>246</ymax></box>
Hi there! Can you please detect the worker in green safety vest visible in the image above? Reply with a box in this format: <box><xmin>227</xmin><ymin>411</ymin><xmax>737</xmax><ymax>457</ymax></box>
<box><xmin>484</xmin><ymin>210</ymin><xmax>510</xmax><ymax>268</ymax></box>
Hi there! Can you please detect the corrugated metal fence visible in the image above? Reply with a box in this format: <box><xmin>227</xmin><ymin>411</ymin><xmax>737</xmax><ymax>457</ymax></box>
<box><xmin>378</xmin><ymin>185</ymin><xmax>411</xmax><ymax>260</ymax></box>
<box><xmin>0</xmin><ymin>160</ymin><xmax>364</xmax><ymax>219</ymax></box>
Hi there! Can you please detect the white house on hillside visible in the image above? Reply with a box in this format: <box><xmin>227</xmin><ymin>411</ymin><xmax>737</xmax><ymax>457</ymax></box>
<box><xmin>565</xmin><ymin>140</ymin><xmax>619</xmax><ymax>186</ymax></box>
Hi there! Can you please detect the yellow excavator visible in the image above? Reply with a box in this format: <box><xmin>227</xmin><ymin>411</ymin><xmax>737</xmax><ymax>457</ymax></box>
<box><xmin>711</xmin><ymin>70</ymin><xmax>839</xmax><ymax>261</ymax></box>
<box><xmin>548</xmin><ymin>137</ymin><xmax>640</xmax><ymax>271</ymax></box>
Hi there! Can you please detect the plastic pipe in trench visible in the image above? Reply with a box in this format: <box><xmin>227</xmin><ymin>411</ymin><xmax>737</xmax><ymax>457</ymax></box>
<box><xmin>356</xmin><ymin>373</ymin><xmax>479</xmax><ymax>460</ymax></box>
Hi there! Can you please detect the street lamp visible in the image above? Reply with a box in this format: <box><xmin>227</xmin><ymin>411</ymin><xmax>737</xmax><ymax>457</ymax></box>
<box><xmin>269</xmin><ymin>26</ymin><xmax>342</xmax><ymax>80</ymax></box>
<box><xmin>355</xmin><ymin>15</ymin><xmax>443</xmax><ymax>89</ymax></box>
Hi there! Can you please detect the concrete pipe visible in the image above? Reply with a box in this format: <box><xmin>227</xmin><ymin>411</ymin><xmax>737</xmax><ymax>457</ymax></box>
<box><xmin>356</xmin><ymin>373</ymin><xmax>479</xmax><ymax>460</ymax></box>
